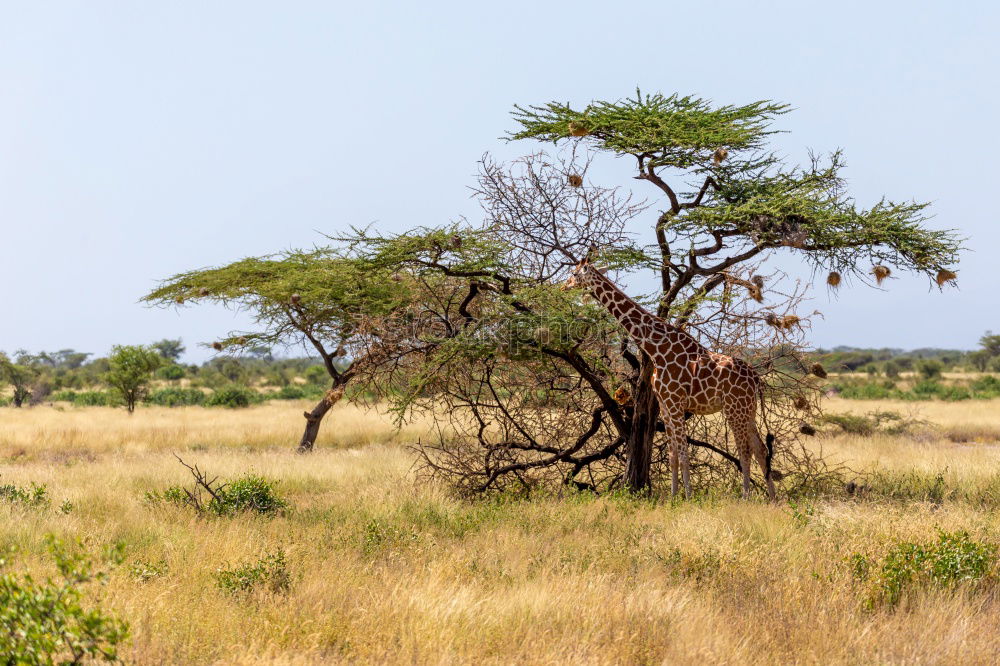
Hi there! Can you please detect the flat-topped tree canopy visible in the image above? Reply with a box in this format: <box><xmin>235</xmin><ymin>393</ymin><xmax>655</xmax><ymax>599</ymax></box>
<box><xmin>144</xmin><ymin>249</ymin><xmax>419</xmax><ymax>452</ymax></box>
<box><xmin>143</xmin><ymin>249</ymin><xmax>412</xmax><ymax>372</ymax></box>
<box><xmin>510</xmin><ymin>91</ymin><xmax>962</xmax><ymax>298</ymax></box>
<box><xmin>511</xmin><ymin>92</ymin><xmax>790</xmax><ymax>170</ymax></box>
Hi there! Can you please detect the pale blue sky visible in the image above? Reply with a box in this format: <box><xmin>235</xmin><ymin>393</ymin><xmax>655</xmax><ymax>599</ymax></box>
<box><xmin>2</xmin><ymin>1</ymin><xmax>996</xmax><ymax>362</ymax></box>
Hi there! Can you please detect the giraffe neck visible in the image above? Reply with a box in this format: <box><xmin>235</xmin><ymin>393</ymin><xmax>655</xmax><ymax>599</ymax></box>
<box><xmin>583</xmin><ymin>265</ymin><xmax>678</xmax><ymax>357</ymax></box>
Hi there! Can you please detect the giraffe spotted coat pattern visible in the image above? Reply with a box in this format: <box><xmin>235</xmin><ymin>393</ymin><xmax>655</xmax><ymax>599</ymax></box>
<box><xmin>565</xmin><ymin>257</ymin><xmax>777</xmax><ymax>499</ymax></box>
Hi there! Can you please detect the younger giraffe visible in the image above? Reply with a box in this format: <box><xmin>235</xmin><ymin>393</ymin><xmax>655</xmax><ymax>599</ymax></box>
<box><xmin>564</xmin><ymin>255</ymin><xmax>777</xmax><ymax>500</ymax></box>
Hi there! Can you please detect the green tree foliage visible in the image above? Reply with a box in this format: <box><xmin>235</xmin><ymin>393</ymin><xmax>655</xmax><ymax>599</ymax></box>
<box><xmin>150</xmin><ymin>338</ymin><xmax>186</xmax><ymax>362</ymax></box>
<box><xmin>980</xmin><ymin>331</ymin><xmax>1000</xmax><ymax>357</ymax></box>
<box><xmin>0</xmin><ymin>352</ymin><xmax>37</xmax><ymax>408</ymax></box>
<box><xmin>143</xmin><ymin>250</ymin><xmax>414</xmax><ymax>450</ymax></box>
<box><xmin>970</xmin><ymin>331</ymin><xmax>1000</xmax><ymax>371</ymax></box>
<box><xmin>0</xmin><ymin>537</ymin><xmax>129</xmax><ymax>664</ymax></box>
<box><xmin>488</xmin><ymin>90</ymin><xmax>964</xmax><ymax>491</ymax></box>
<box><xmin>348</xmin><ymin>91</ymin><xmax>961</xmax><ymax>495</ymax></box>
<box><xmin>916</xmin><ymin>359</ymin><xmax>944</xmax><ymax>380</ymax></box>
<box><xmin>105</xmin><ymin>345</ymin><xmax>162</xmax><ymax>413</ymax></box>
<box><xmin>511</xmin><ymin>91</ymin><xmax>961</xmax><ymax>297</ymax></box>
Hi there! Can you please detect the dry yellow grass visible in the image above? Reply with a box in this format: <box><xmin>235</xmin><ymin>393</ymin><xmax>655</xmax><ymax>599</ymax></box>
<box><xmin>4</xmin><ymin>400</ymin><xmax>1000</xmax><ymax>664</ymax></box>
<box><xmin>0</xmin><ymin>402</ymin><xmax>434</xmax><ymax>459</ymax></box>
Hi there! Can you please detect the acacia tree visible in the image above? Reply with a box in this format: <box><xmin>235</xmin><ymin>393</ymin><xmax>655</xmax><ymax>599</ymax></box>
<box><xmin>497</xmin><ymin>92</ymin><xmax>962</xmax><ymax>491</ymax></box>
<box><xmin>150</xmin><ymin>339</ymin><xmax>186</xmax><ymax>362</ymax></box>
<box><xmin>349</xmin><ymin>92</ymin><xmax>962</xmax><ymax>496</ymax></box>
<box><xmin>349</xmin><ymin>155</ymin><xmax>821</xmax><ymax>495</ymax></box>
<box><xmin>143</xmin><ymin>250</ymin><xmax>413</xmax><ymax>451</ymax></box>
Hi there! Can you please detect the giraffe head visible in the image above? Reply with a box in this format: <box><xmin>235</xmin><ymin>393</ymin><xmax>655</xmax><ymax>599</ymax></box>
<box><xmin>562</xmin><ymin>246</ymin><xmax>598</xmax><ymax>291</ymax></box>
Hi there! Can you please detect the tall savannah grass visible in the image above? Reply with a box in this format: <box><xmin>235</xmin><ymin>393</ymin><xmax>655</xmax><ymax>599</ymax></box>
<box><xmin>2</xmin><ymin>398</ymin><xmax>1000</xmax><ymax>663</ymax></box>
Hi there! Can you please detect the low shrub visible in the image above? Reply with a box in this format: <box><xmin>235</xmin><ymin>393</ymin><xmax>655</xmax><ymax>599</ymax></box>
<box><xmin>214</xmin><ymin>549</ymin><xmax>291</xmax><ymax>595</ymax></box>
<box><xmin>49</xmin><ymin>390</ymin><xmax>78</xmax><ymax>403</ymax></box>
<box><xmin>0</xmin><ymin>481</ymin><xmax>49</xmax><ymax>508</ymax></box>
<box><xmin>156</xmin><ymin>364</ymin><xmax>186</xmax><ymax>380</ymax></box>
<box><xmin>146</xmin><ymin>387</ymin><xmax>206</xmax><ymax>407</ymax></box>
<box><xmin>821</xmin><ymin>410</ymin><xmax>922</xmax><ymax>437</ymax></box>
<box><xmin>72</xmin><ymin>391</ymin><xmax>113</xmax><ymax>407</ymax></box>
<box><xmin>212</xmin><ymin>475</ymin><xmax>288</xmax><ymax>516</ymax></box>
<box><xmin>971</xmin><ymin>375</ymin><xmax>1000</xmax><ymax>397</ymax></box>
<box><xmin>938</xmin><ymin>385</ymin><xmax>972</xmax><ymax>401</ymax></box>
<box><xmin>836</xmin><ymin>382</ymin><xmax>894</xmax><ymax>400</ymax></box>
<box><xmin>206</xmin><ymin>385</ymin><xmax>260</xmax><ymax>408</ymax></box>
<box><xmin>0</xmin><ymin>536</ymin><xmax>129</xmax><ymax>663</ymax></box>
<box><xmin>273</xmin><ymin>385</ymin><xmax>307</xmax><ymax>400</ymax></box>
<box><xmin>129</xmin><ymin>558</ymin><xmax>169</xmax><ymax>583</ymax></box>
<box><xmin>911</xmin><ymin>380</ymin><xmax>943</xmax><ymax>397</ymax></box>
<box><xmin>915</xmin><ymin>359</ymin><xmax>944</xmax><ymax>379</ymax></box>
<box><xmin>147</xmin><ymin>459</ymin><xmax>288</xmax><ymax>517</ymax></box>
<box><xmin>850</xmin><ymin>531</ymin><xmax>997</xmax><ymax>608</ymax></box>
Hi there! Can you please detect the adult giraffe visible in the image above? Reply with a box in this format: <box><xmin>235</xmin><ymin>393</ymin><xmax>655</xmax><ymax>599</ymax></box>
<box><xmin>564</xmin><ymin>253</ymin><xmax>777</xmax><ymax>500</ymax></box>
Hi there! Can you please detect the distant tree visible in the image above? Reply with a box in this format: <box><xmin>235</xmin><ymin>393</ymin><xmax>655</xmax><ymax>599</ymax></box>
<box><xmin>150</xmin><ymin>339</ymin><xmax>186</xmax><ymax>362</ymax></box>
<box><xmin>980</xmin><ymin>331</ymin><xmax>1000</xmax><ymax>357</ymax></box>
<box><xmin>884</xmin><ymin>360</ymin><xmax>901</xmax><ymax>379</ymax></box>
<box><xmin>968</xmin><ymin>350</ymin><xmax>991</xmax><ymax>372</ymax></box>
<box><xmin>245</xmin><ymin>345</ymin><xmax>273</xmax><ymax>361</ymax></box>
<box><xmin>105</xmin><ymin>345</ymin><xmax>162</xmax><ymax>413</ymax></box>
<box><xmin>143</xmin><ymin>250</ymin><xmax>414</xmax><ymax>451</ymax></box>
<box><xmin>14</xmin><ymin>349</ymin><xmax>91</xmax><ymax>369</ymax></box>
<box><xmin>0</xmin><ymin>352</ymin><xmax>38</xmax><ymax>407</ymax></box>
<box><xmin>156</xmin><ymin>364</ymin><xmax>186</xmax><ymax>380</ymax></box>
<box><xmin>916</xmin><ymin>359</ymin><xmax>944</xmax><ymax>380</ymax></box>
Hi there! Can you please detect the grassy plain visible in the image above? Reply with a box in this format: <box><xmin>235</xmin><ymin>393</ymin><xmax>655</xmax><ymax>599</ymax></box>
<box><xmin>4</xmin><ymin>398</ymin><xmax>1000</xmax><ymax>664</ymax></box>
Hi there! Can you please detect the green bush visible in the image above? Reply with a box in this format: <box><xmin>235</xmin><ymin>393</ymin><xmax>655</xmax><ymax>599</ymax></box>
<box><xmin>274</xmin><ymin>385</ymin><xmax>307</xmax><ymax>400</ymax></box>
<box><xmin>147</xmin><ymin>471</ymin><xmax>287</xmax><ymax>517</ymax></box>
<box><xmin>206</xmin><ymin>385</ymin><xmax>259</xmax><ymax>408</ymax></box>
<box><xmin>911</xmin><ymin>380</ymin><xmax>943</xmax><ymax>397</ymax></box>
<box><xmin>128</xmin><ymin>558</ymin><xmax>169</xmax><ymax>583</ymax></box>
<box><xmin>821</xmin><ymin>411</ymin><xmax>917</xmax><ymax>437</ymax></box>
<box><xmin>0</xmin><ymin>481</ymin><xmax>49</xmax><ymax>508</ymax></box>
<box><xmin>851</xmin><ymin>531</ymin><xmax>997</xmax><ymax>608</ymax></box>
<box><xmin>156</xmin><ymin>365</ymin><xmax>186</xmax><ymax>380</ymax></box>
<box><xmin>915</xmin><ymin>359</ymin><xmax>944</xmax><ymax>379</ymax></box>
<box><xmin>971</xmin><ymin>375</ymin><xmax>1000</xmax><ymax>397</ymax></box>
<box><xmin>304</xmin><ymin>365</ymin><xmax>328</xmax><ymax>386</ymax></box>
<box><xmin>822</xmin><ymin>413</ymin><xmax>879</xmax><ymax>436</ymax></box>
<box><xmin>0</xmin><ymin>537</ymin><xmax>129</xmax><ymax>664</ymax></box>
<box><xmin>836</xmin><ymin>382</ymin><xmax>894</xmax><ymax>400</ymax></box>
<box><xmin>938</xmin><ymin>385</ymin><xmax>972</xmax><ymax>401</ymax></box>
<box><xmin>146</xmin><ymin>387</ymin><xmax>206</xmax><ymax>407</ymax></box>
<box><xmin>214</xmin><ymin>549</ymin><xmax>291</xmax><ymax>595</ymax></box>
<box><xmin>72</xmin><ymin>391</ymin><xmax>113</xmax><ymax>407</ymax></box>
<box><xmin>49</xmin><ymin>390</ymin><xmax>78</xmax><ymax>403</ymax></box>
<box><xmin>211</xmin><ymin>475</ymin><xmax>288</xmax><ymax>516</ymax></box>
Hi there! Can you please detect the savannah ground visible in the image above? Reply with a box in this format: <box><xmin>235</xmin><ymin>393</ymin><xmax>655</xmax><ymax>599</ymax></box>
<box><xmin>4</xmin><ymin>398</ymin><xmax>1000</xmax><ymax>664</ymax></box>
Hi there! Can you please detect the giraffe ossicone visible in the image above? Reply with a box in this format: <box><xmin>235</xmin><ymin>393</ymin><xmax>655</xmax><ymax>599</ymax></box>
<box><xmin>565</xmin><ymin>254</ymin><xmax>777</xmax><ymax>500</ymax></box>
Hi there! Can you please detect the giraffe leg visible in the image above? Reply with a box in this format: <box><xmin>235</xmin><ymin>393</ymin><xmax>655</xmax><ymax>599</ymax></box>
<box><xmin>669</xmin><ymin>444</ymin><xmax>679</xmax><ymax>498</ymax></box>
<box><xmin>679</xmin><ymin>433</ymin><xmax>692</xmax><ymax>498</ymax></box>
<box><xmin>738</xmin><ymin>438</ymin><xmax>752</xmax><ymax>499</ymax></box>
<box><xmin>660</xmin><ymin>407</ymin><xmax>686</xmax><ymax>499</ymax></box>
<box><xmin>725</xmin><ymin>407</ymin><xmax>754</xmax><ymax>499</ymax></box>
<box><xmin>750</xmin><ymin>428</ymin><xmax>777</xmax><ymax>501</ymax></box>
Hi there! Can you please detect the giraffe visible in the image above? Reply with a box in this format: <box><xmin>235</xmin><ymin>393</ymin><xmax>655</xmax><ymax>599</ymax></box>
<box><xmin>564</xmin><ymin>255</ymin><xmax>777</xmax><ymax>500</ymax></box>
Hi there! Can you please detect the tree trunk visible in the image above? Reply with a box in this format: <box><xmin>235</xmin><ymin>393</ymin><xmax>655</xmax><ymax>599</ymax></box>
<box><xmin>624</xmin><ymin>358</ymin><xmax>657</xmax><ymax>493</ymax></box>
<box><xmin>296</xmin><ymin>385</ymin><xmax>346</xmax><ymax>453</ymax></box>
